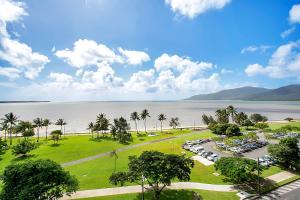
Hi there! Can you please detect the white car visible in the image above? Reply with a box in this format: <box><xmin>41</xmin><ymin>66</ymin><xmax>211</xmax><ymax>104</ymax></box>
<box><xmin>207</xmin><ymin>154</ymin><xmax>218</xmax><ymax>161</ymax></box>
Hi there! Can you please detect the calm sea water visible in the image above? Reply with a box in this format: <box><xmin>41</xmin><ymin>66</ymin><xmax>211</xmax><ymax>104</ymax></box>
<box><xmin>0</xmin><ymin>101</ymin><xmax>299</xmax><ymax>134</ymax></box>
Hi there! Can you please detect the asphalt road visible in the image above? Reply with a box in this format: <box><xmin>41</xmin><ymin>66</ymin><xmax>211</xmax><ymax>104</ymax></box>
<box><xmin>278</xmin><ymin>188</ymin><xmax>300</xmax><ymax>200</ymax></box>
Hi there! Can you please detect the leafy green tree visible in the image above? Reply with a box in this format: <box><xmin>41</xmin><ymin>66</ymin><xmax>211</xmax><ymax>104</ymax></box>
<box><xmin>0</xmin><ymin>138</ymin><xmax>8</xmax><ymax>155</ymax></box>
<box><xmin>140</xmin><ymin>109</ymin><xmax>150</xmax><ymax>133</ymax></box>
<box><xmin>158</xmin><ymin>114</ymin><xmax>167</xmax><ymax>132</ymax></box>
<box><xmin>215</xmin><ymin>157</ymin><xmax>260</xmax><ymax>184</ymax></box>
<box><xmin>235</xmin><ymin>112</ymin><xmax>248</xmax><ymax>126</ymax></box>
<box><xmin>130</xmin><ymin>112</ymin><xmax>140</xmax><ymax>135</ymax></box>
<box><xmin>0</xmin><ymin>159</ymin><xmax>78</xmax><ymax>200</ymax></box>
<box><xmin>215</xmin><ymin>109</ymin><xmax>229</xmax><ymax>124</ymax></box>
<box><xmin>243</xmin><ymin>119</ymin><xmax>254</xmax><ymax>129</ymax></box>
<box><xmin>201</xmin><ymin>114</ymin><xmax>215</xmax><ymax>125</ymax></box>
<box><xmin>2</xmin><ymin>112</ymin><xmax>18</xmax><ymax>145</ymax></box>
<box><xmin>50</xmin><ymin>130</ymin><xmax>62</xmax><ymax>144</ymax></box>
<box><xmin>109</xmin><ymin>151</ymin><xmax>194</xmax><ymax>200</ymax></box>
<box><xmin>95</xmin><ymin>114</ymin><xmax>110</xmax><ymax>137</ymax></box>
<box><xmin>87</xmin><ymin>122</ymin><xmax>94</xmax><ymax>138</ymax></box>
<box><xmin>42</xmin><ymin>119</ymin><xmax>51</xmax><ymax>140</ymax></box>
<box><xmin>209</xmin><ymin>123</ymin><xmax>230</xmax><ymax>135</ymax></box>
<box><xmin>250</xmin><ymin>113</ymin><xmax>268</xmax><ymax>123</ymax></box>
<box><xmin>225</xmin><ymin>124</ymin><xmax>241</xmax><ymax>136</ymax></box>
<box><xmin>112</xmin><ymin>117</ymin><xmax>131</xmax><ymax>143</ymax></box>
<box><xmin>33</xmin><ymin>117</ymin><xmax>43</xmax><ymax>142</ymax></box>
<box><xmin>0</xmin><ymin>121</ymin><xmax>8</xmax><ymax>142</ymax></box>
<box><xmin>12</xmin><ymin>140</ymin><xmax>36</xmax><ymax>157</ymax></box>
<box><xmin>268</xmin><ymin>138</ymin><xmax>299</xmax><ymax>169</ymax></box>
<box><xmin>169</xmin><ymin>117</ymin><xmax>180</xmax><ymax>129</ymax></box>
<box><xmin>15</xmin><ymin>121</ymin><xmax>35</xmax><ymax>139</ymax></box>
<box><xmin>226</xmin><ymin>105</ymin><xmax>237</xmax><ymax>122</ymax></box>
<box><xmin>284</xmin><ymin>117</ymin><xmax>293</xmax><ymax>122</ymax></box>
<box><xmin>254</xmin><ymin>123</ymin><xmax>269</xmax><ymax>130</ymax></box>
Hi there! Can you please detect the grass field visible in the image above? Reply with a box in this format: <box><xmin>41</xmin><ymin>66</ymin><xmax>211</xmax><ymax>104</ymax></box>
<box><xmin>78</xmin><ymin>189</ymin><xmax>239</xmax><ymax>200</ymax></box>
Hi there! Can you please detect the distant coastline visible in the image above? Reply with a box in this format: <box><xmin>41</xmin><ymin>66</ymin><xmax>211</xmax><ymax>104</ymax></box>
<box><xmin>0</xmin><ymin>101</ymin><xmax>50</xmax><ymax>103</ymax></box>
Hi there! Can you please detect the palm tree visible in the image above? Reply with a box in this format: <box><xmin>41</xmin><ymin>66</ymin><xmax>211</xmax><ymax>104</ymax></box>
<box><xmin>110</xmin><ymin>149</ymin><xmax>118</xmax><ymax>172</ymax></box>
<box><xmin>87</xmin><ymin>122</ymin><xmax>94</xmax><ymax>138</ymax></box>
<box><xmin>158</xmin><ymin>114</ymin><xmax>167</xmax><ymax>133</ymax></box>
<box><xmin>140</xmin><ymin>109</ymin><xmax>150</xmax><ymax>133</ymax></box>
<box><xmin>226</xmin><ymin>105</ymin><xmax>237</xmax><ymax>123</ymax></box>
<box><xmin>130</xmin><ymin>112</ymin><xmax>140</xmax><ymax>135</ymax></box>
<box><xmin>215</xmin><ymin>109</ymin><xmax>229</xmax><ymax>124</ymax></box>
<box><xmin>33</xmin><ymin>117</ymin><xmax>43</xmax><ymax>142</ymax></box>
<box><xmin>55</xmin><ymin>119</ymin><xmax>67</xmax><ymax>135</ymax></box>
<box><xmin>169</xmin><ymin>117</ymin><xmax>179</xmax><ymax>129</ymax></box>
<box><xmin>2</xmin><ymin>112</ymin><xmax>18</xmax><ymax>145</ymax></box>
<box><xmin>96</xmin><ymin>114</ymin><xmax>109</xmax><ymax>137</ymax></box>
<box><xmin>0</xmin><ymin>121</ymin><xmax>8</xmax><ymax>142</ymax></box>
<box><xmin>43</xmin><ymin>119</ymin><xmax>51</xmax><ymax>140</ymax></box>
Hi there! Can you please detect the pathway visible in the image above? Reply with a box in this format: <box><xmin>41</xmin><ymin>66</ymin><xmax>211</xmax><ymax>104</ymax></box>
<box><xmin>265</xmin><ymin>171</ymin><xmax>296</xmax><ymax>183</ymax></box>
<box><xmin>61</xmin><ymin>130</ymin><xmax>205</xmax><ymax>167</ymax></box>
<box><xmin>61</xmin><ymin>182</ymin><xmax>237</xmax><ymax>199</ymax></box>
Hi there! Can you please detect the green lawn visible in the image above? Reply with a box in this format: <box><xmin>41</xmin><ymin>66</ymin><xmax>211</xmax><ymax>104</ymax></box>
<box><xmin>268</xmin><ymin>121</ymin><xmax>300</xmax><ymax>129</ymax></box>
<box><xmin>0</xmin><ymin>129</ymin><xmax>192</xmax><ymax>173</ymax></box>
<box><xmin>78</xmin><ymin>189</ymin><xmax>239</xmax><ymax>200</ymax></box>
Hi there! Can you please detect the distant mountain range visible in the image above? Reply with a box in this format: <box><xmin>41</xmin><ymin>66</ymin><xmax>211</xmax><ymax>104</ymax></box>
<box><xmin>187</xmin><ymin>84</ymin><xmax>300</xmax><ymax>101</ymax></box>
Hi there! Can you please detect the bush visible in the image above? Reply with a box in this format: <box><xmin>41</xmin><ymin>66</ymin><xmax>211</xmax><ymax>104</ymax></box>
<box><xmin>210</xmin><ymin>123</ymin><xmax>240</xmax><ymax>136</ymax></box>
<box><xmin>0</xmin><ymin>138</ymin><xmax>8</xmax><ymax>154</ymax></box>
<box><xmin>12</xmin><ymin>140</ymin><xmax>36</xmax><ymax>156</ymax></box>
<box><xmin>254</xmin><ymin>123</ymin><xmax>269</xmax><ymax>130</ymax></box>
<box><xmin>284</xmin><ymin>117</ymin><xmax>293</xmax><ymax>122</ymax></box>
<box><xmin>225</xmin><ymin>124</ymin><xmax>241</xmax><ymax>136</ymax></box>
<box><xmin>250</xmin><ymin>113</ymin><xmax>268</xmax><ymax>123</ymax></box>
<box><xmin>51</xmin><ymin>130</ymin><xmax>62</xmax><ymax>144</ymax></box>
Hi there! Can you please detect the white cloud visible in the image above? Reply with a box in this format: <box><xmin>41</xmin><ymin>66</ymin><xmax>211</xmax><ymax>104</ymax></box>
<box><xmin>154</xmin><ymin>53</ymin><xmax>212</xmax><ymax>72</ymax></box>
<box><xmin>241</xmin><ymin>45</ymin><xmax>272</xmax><ymax>54</ymax></box>
<box><xmin>0</xmin><ymin>38</ymin><xmax>50</xmax><ymax>79</ymax></box>
<box><xmin>49</xmin><ymin>72</ymin><xmax>74</xmax><ymax>84</ymax></box>
<box><xmin>165</xmin><ymin>0</ymin><xmax>231</xmax><ymax>19</ymax></box>
<box><xmin>55</xmin><ymin>39</ymin><xmax>122</xmax><ymax>68</ymax></box>
<box><xmin>281</xmin><ymin>26</ymin><xmax>296</xmax><ymax>38</ymax></box>
<box><xmin>0</xmin><ymin>0</ymin><xmax>27</xmax><ymax>37</ymax></box>
<box><xmin>245</xmin><ymin>40</ymin><xmax>300</xmax><ymax>79</ymax></box>
<box><xmin>220</xmin><ymin>69</ymin><xmax>233</xmax><ymax>74</ymax></box>
<box><xmin>289</xmin><ymin>4</ymin><xmax>300</xmax><ymax>24</ymax></box>
<box><xmin>0</xmin><ymin>67</ymin><xmax>20</xmax><ymax>79</ymax></box>
<box><xmin>118</xmin><ymin>48</ymin><xmax>150</xmax><ymax>65</ymax></box>
<box><xmin>125</xmin><ymin>69</ymin><xmax>155</xmax><ymax>92</ymax></box>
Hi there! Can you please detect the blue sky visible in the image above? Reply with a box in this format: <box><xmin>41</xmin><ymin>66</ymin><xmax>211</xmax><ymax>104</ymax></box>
<box><xmin>0</xmin><ymin>0</ymin><xmax>300</xmax><ymax>101</ymax></box>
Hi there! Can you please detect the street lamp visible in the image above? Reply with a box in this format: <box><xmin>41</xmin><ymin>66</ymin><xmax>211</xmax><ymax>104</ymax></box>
<box><xmin>141</xmin><ymin>174</ymin><xmax>145</xmax><ymax>200</ymax></box>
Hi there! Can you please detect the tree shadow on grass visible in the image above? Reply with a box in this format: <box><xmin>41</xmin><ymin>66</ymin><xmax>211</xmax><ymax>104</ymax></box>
<box><xmin>11</xmin><ymin>154</ymin><xmax>36</xmax><ymax>162</ymax></box>
<box><xmin>134</xmin><ymin>190</ymin><xmax>202</xmax><ymax>200</ymax></box>
<box><xmin>50</xmin><ymin>143</ymin><xmax>61</xmax><ymax>147</ymax></box>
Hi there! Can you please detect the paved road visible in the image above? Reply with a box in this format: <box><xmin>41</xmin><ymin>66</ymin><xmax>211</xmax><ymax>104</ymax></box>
<box><xmin>62</xmin><ymin>130</ymin><xmax>206</xmax><ymax>167</ymax></box>
<box><xmin>61</xmin><ymin>182</ymin><xmax>237</xmax><ymax>199</ymax></box>
<box><xmin>258</xmin><ymin>179</ymin><xmax>300</xmax><ymax>200</ymax></box>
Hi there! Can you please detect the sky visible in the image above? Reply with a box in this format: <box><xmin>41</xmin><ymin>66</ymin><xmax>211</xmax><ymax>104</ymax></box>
<box><xmin>0</xmin><ymin>0</ymin><xmax>300</xmax><ymax>101</ymax></box>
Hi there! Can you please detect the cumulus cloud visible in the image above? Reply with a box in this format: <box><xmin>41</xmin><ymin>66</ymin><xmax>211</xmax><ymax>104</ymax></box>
<box><xmin>0</xmin><ymin>0</ymin><xmax>49</xmax><ymax>80</ymax></box>
<box><xmin>118</xmin><ymin>48</ymin><xmax>150</xmax><ymax>65</ymax></box>
<box><xmin>0</xmin><ymin>38</ymin><xmax>50</xmax><ymax>79</ymax></box>
<box><xmin>245</xmin><ymin>40</ymin><xmax>300</xmax><ymax>79</ymax></box>
<box><xmin>165</xmin><ymin>0</ymin><xmax>231</xmax><ymax>19</ymax></box>
<box><xmin>125</xmin><ymin>69</ymin><xmax>156</xmax><ymax>92</ymax></box>
<box><xmin>241</xmin><ymin>45</ymin><xmax>272</xmax><ymax>54</ymax></box>
<box><xmin>55</xmin><ymin>39</ymin><xmax>121</xmax><ymax>68</ymax></box>
<box><xmin>289</xmin><ymin>4</ymin><xmax>300</xmax><ymax>24</ymax></box>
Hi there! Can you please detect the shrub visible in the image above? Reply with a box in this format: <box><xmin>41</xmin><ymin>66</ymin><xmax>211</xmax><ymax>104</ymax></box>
<box><xmin>254</xmin><ymin>123</ymin><xmax>269</xmax><ymax>130</ymax></box>
<box><xmin>12</xmin><ymin>140</ymin><xmax>36</xmax><ymax>156</ymax></box>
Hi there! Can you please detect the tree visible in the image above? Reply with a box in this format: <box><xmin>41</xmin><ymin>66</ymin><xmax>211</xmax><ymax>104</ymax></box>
<box><xmin>202</xmin><ymin>114</ymin><xmax>216</xmax><ymax>125</ymax></box>
<box><xmin>0</xmin><ymin>159</ymin><xmax>78</xmax><ymax>200</ymax></box>
<box><xmin>12</xmin><ymin>140</ymin><xmax>37</xmax><ymax>157</ymax></box>
<box><xmin>87</xmin><ymin>122</ymin><xmax>94</xmax><ymax>138</ymax></box>
<box><xmin>109</xmin><ymin>151</ymin><xmax>194</xmax><ymax>200</ymax></box>
<box><xmin>284</xmin><ymin>117</ymin><xmax>293</xmax><ymax>122</ymax></box>
<box><xmin>43</xmin><ymin>119</ymin><xmax>51</xmax><ymax>140</ymax></box>
<box><xmin>95</xmin><ymin>114</ymin><xmax>109</xmax><ymax>137</ymax></box>
<box><xmin>250</xmin><ymin>113</ymin><xmax>268</xmax><ymax>123</ymax></box>
<box><xmin>169</xmin><ymin>117</ymin><xmax>180</xmax><ymax>129</ymax></box>
<box><xmin>158</xmin><ymin>114</ymin><xmax>167</xmax><ymax>133</ymax></box>
<box><xmin>16</xmin><ymin>121</ymin><xmax>35</xmax><ymax>139</ymax></box>
<box><xmin>0</xmin><ymin>121</ymin><xmax>8</xmax><ymax>142</ymax></box>
<box><xmin>226</xmin><ymin>105</ymin><xmax>237</xmax><ymax>123</ymax></box>
<box><xmin>33</xmin><ymin>117</ymin><xmax>43</xmax><ymax>142</ymax></box>
<box><xmin>112</xmin><ymin>117</ymin><xmax>131</xmax><ymax>143</ymax></box>
<box><xmin>215</xmin><ymin>157</ymin><xmax>260</xmax><ymax>184</ymax></box>
<box><xmin>209</xmin><ymin>123</ymin><xmax>230</xmax><ymax>135</ymax></box>
<box><xmin>51</xmin><ymin>130</ymin><xmax>62</xmax><ymax>144</ymax></box>
<box><xmin>243</xmin><ymin>119</ymin><xmax>254</xmax><ymax>129</ymax></box>
<box><xmin>140</xmin><ymin>109</ymin><xmax>150</xmax><ymax>133</ymax></box>
<box><xmin>235</xmin><ymin>112</ymin><xmax>248</xmax><ymax>126</ymax></box>
<box><xmin>215</xmin><ymin>109</ymin><xmax>229</xmax><ymax>124</ymax></box>
<box><xmin>254</xmin><ymin>123</ymin><xmax>269</xmax><ymax>130</ymax></box>
<box><xmin>130</xmin><ymin>112</ymin><xmax>140</xmax><ymax>135</ymax></box>
<box><xmin>225</xmin><ymin>124</ymin><xmax>241</xmax><ymax>136</ymax></box>
<box><xmin>0</xmin><ymin>138</ymin><xmax>8</xmax><ymax>155</ymax></box>
<box><xmin>2</xmin><ymin>112</ymin><xmax>18</xmax><ymax>145</ymax></box>
<box><xmin>55</xmin><ymin>119</ymin><xmax>67</xmax><ymax>135</ymax></box>
<box><xmin>110</xmin><ymin>149</ymin><xmax>118</xmax><ymax>172</ymax></box>
<box><xmin>268</xmin><ymin>138</ymin><xmax>299</xmax><ymax>169</ymax></box>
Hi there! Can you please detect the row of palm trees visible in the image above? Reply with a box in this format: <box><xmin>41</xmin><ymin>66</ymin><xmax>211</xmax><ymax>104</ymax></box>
<box><xmin>0</xmin><ymin>112</ymin><xmax>67</xmax><ymax>145</ymax></box>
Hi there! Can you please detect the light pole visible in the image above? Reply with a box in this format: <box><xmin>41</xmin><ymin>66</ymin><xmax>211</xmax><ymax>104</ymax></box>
<box><xmin>141</xmin><ymin>174</ymin><xmax>145</xmax><ymax>200</ymax></box>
